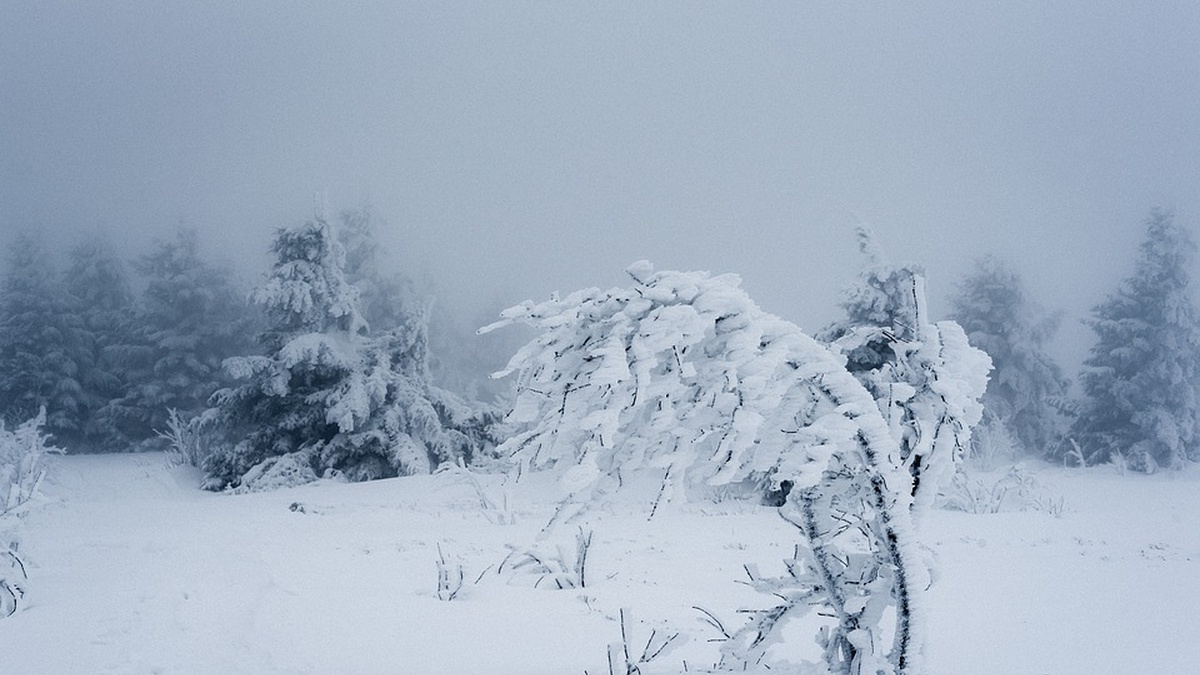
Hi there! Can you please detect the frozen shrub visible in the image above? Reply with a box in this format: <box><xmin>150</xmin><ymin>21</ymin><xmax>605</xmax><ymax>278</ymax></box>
<box><xmin>1</xmin><ymin>408</ymin><xmax>63</xmax><ymax>517</ymax></box>
<box><xmin>0</xmin><ymin>409</ymin><xmax>62</xmax><ymax>620</ymax></box>
<box><xmin>485</xmin><ymin>260</ymin><xmax>989</xmax><ymax>674</ymax></box>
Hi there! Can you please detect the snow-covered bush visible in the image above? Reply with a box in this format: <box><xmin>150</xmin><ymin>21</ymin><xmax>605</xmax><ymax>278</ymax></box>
<box><xmin>204</xmin><ymin>217</ymin><xmax>497</xmax><ymax>490</ymax></box>
<box><xmin>938</xmin><ymin>465</ymin><xmax>1064</xmax><ymax>517</ymax></box>
<box><xmin>1</xmin><ymin>408</ymin><xmax>62</xmax><ymax>619</ymax></box>
<box><xmin>156</xmin><ymin>408</ymin><xmax>220</xmax><ymax>469</ymax></box>
<box><xmin>485</xmin><ymin>260</ymin><xmax>989</xmax><ymax>674</ymax></box>
<box><xmin>437</xmin><ymin>459</ymin><xmax>515</xmax><ymax>525</ymax></box>
<box><xmin>605</xmin><ymin>608</ymin><xmax>684</xmax><ymax>675</ymax></box>
<box><xmin>231</xmin><ymin>449</ymin><xmax>321</xmax><ymax>493</ymax></box>
<box><xmin>502</xmin><ymin>527</ymin><xmax>592</xmax><ymax>590</ymax></box>
<box><xmin>964</xmin><ymin>412</ymin><xmax>1022</xmax><ymax>470</ymax></box>
<box><xmin>1</xmin><ymin>408</ymin><xmax>63</xmax><ymax>518</ymax></box>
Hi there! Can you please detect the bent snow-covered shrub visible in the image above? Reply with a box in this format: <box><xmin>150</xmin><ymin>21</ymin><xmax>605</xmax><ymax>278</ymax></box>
<box><xmin>484</xmin><ymin>262</ymin><xmax>989</xmax><ymax>674</ymax></box>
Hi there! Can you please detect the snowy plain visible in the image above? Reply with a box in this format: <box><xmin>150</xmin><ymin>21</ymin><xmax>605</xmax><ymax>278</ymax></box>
<box><xmin>4</xmin><ymin>453</ymin><xmax>1199</xmax><ymax>674</ymax></box>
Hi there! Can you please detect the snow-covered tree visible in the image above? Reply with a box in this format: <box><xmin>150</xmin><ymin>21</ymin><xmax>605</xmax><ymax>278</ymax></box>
<box><xmin>336</xmin><ymin>207</ymin><xmax>419</xmax><ymax>334</ymax></box>
<box><xmin>484</xmin><ymin>261</ymin><xmax>989</xmax><ymax>674</ymax></box>
<box><xmin>62</xmin><ymin>235</ymin><xmax>139</xmax><ymax>451</ymax></box>
<box><xmin>1071</xmin><ymin>210</ymin><xmax>1200</xmax><ymax>471</ymax></box>
<box><xmin>102</xmin><ymin>228</ymin><xmax>254</xmax><ymax>450</ymax></box>
<box><xmin>819</xmin><ymin>228</ymin><xmax>991</xmax><ymax>514</ymax></box>
<box><xmin>949</xmin><ymin>256</ymin><xmax>1069</xmax><ymax>458</ymax></box>
<box><xmin>204</xmin><ymin>217</ymin><xmax>491</xmax><ymax>489</ymax></box>
<box><xmin>0</xmin><ymin>235</ymin><xmax>88</xmax><ymax>445</ymax></box>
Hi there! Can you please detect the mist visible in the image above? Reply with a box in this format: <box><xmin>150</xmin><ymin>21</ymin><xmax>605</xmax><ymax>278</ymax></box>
<box><xmin>4</xmin><ymin>1</ymin><xmax>1200</xmax><ymax>375</ymax></box>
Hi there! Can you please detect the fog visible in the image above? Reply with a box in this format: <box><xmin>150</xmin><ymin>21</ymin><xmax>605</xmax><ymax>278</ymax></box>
<box><xmin>4</xmin><ymin>1</ymin><xmax>1200</xmax><ymax>373</ymax></box>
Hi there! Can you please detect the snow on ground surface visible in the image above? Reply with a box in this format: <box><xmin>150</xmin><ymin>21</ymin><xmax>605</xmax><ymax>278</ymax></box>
<box><xmin>4</xmin><ymin>453</ymin><xmax>1200</xmax><ymax>674</ymax></box>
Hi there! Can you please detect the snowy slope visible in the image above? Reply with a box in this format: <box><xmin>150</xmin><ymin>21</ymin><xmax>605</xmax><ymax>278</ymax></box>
<box><xmin>4</xmin><ymin>454</ymin><xmax>1199</xmax><ymax>674</ymax></box>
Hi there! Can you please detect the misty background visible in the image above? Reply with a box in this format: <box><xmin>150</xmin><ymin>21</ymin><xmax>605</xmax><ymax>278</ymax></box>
<box><xmin>4</xmin><ymin>1</ymin><xmax>1200</xmax><ymax>377</ymax></box>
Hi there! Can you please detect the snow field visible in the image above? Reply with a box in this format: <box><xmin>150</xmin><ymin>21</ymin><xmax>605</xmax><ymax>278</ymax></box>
<box><xmin>4</xmin><ymin>454</ymin><xmax>1199</xmax><ymax>674</ymax></box>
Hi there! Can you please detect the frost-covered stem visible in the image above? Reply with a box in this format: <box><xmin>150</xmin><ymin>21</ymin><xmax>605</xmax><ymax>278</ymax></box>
<box><xmin>867</xmin><ymin>470</ymin><xmax>915</xmax><ymax>673</ymax></box>
<box><xmin>808</xmin><ymin>386</ymin><xmax>923</xmax><ymax>675</ymax></box>
<box><xmin>784</xmin><ymin>490</ymin><xmax>856</xmax><ymax>674</ymax></box>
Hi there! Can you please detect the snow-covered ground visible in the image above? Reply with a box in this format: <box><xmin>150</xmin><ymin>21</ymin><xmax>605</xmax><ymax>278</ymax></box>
<box><xmin>4</xmin><ymin>453</ymin><xmax>1199</xmax><ymax>674</ymax></box>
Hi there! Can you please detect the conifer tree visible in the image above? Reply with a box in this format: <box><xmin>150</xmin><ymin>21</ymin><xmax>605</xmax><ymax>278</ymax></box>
<box><xmin>336</xmin><ymin>208</ymin><xmax>418</xmax><ymax>334</ymax></box>
<box><xmin>0</xmin><ymin>235</ymin><xmax>88</xmax><ymax>445</ymax></box>
<box><xmin>1072</xmin><ymin>210</ymin><xmax>1200</xmax><ymax>470</ymax></box>
<box><xmin>950</xmin><ymin>256</ymin><xmax>1069</xmax><ymax>458</ymax></box>
<box><xmin>102</xmin><ymin>229</ymin><xmax>253</xmax><ymax>449</ymax></box>
<box><xmin>204</xmin><ymin>217</ymin><xmax>487</xmax><ymax>489</ymax></box>
<box><xmin>63</xmin><ymin>235</ymin><xmax>138</xmax><ymax>450</ymax></box>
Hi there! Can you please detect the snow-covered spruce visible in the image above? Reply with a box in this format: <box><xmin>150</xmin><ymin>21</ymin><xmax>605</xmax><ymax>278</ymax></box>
<box><xmin>0</xmin><ymin>235</ymin><xmax>89</xmax><ymax>443</ymax></box>
<box><xmin>1071</xmin><ymin>209</ymin><xmax>1200</xmax><ymax>471</ymax></box>
<box><xmin>950</xmin><ymin>255</ymin><xmax>1069</xmax><ymax>460</ymax></box>
<box><xmin>483</xmin><ymin>261</ymin><xmax>988</xmax><ymax>674</ymax></box>
<box><xmin>203</xmin><ymin>217</ymin><xmax>496</xmax><ymax>490</ymax></box>
<box><xmin>103</xmin><ymin>228</ymin><xmax>254</xmax><ymax>454</ymax></box>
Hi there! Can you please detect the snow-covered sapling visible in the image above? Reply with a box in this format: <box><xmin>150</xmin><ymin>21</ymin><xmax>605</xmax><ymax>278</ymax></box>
<box><xmin>605</xmin><ymin>608</ymin><xmax>685</xmax><ymax>675</ymax></box>
<box><xmin>501</xmin><ymin>527</ymin><xmax>593</xmax><ymax>590</ymax></box>
<box><xmin>0</xmin><ymin>409</ymin><xmax>61</xmax><ymax>620</ymax></box>
<box><xmin>156</xmin><ymin>408</ymin><xmax>220</xmax><ymax>469</ymax></box>
<box><xmin>437</xmin><ymin>459</ymin><xmax>515</xmax><ymax>525</ymax></box>
<box><xmin>1</xmin><ymin>408</ymin><xmax>63</xmax><ymax>518</ymax></box>
<box><xmin>435</xmin><ymin>542</ymin><xmax>465</xmax><ymax>601</ymax></box>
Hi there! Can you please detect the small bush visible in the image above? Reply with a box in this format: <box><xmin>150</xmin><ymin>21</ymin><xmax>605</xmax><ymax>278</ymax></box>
<box><xmin>0</xmin><ymin>409</ymin><xmax>61</xmax><ymax>620</ymax></box>
<box><xmin>502</xmin><ymin>527</ymin><xmax>593</xmax><ymax>590</ymax></box>
<box><xmin>938</xmin><ymin>465</ymin><xmax>1064</xmax><ymax>516</ymax></box>
<box><xmin>1</xmin><ymin>408</ymin><xmax>63</xmax><ymax>518</ymax></box>
<box><xmin>157</xmin><ymin>408</ymin><xmax>219</xmax><ymax>469</ymax></box>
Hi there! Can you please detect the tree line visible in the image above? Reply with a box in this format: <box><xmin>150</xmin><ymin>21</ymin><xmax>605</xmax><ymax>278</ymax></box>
<box><xmin>951</xmin><ymin>209</ymin><xmax>1199</xmax><ymax>472</ymax></box>
<box><xmin>0</xmin><ymin>207</ymin><xmax>1195</xmax><ymax>477</ymax></box>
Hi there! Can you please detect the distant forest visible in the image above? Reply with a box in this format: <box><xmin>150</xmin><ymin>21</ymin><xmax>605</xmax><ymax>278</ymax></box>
<box><xmin>1</xmin><ymin>207</ymin><xmax>1196</xmax><ymax>480</ymax></box>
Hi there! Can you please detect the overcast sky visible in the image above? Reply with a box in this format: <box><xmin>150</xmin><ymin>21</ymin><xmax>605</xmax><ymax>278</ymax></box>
<box><xmin>4</xmin><ymin>1</ymin><xmax>1200</xmax><ymax>370</ymax></box>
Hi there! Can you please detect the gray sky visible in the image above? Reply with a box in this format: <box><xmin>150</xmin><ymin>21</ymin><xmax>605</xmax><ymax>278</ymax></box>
<box><xmin>4</xmin><ymin>1</ymin><xmax>1200</xmax><ymax>371</ymax></box>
